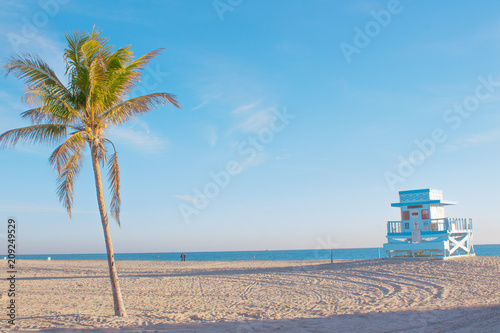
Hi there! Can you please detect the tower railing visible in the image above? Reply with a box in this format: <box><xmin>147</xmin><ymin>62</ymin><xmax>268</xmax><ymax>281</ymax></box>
<box><xmin>387</xmin><ymin>218</ymin><xmax>472</xmax><ymax>234</ymax></box>
<box><xmin>447</xmin><ymin>218</ymin><xmax>473</xmax><ymax>232</ymax></box>
<box><xmin>387</xmin><ymin>221</ymin><xmax>402</xmax><ymax>233</ymax></box>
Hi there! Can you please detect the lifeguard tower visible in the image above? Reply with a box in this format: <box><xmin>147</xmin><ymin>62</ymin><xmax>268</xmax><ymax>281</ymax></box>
<box><xmin>383</xmin><ymin>189</ymin><xmax>474</xmax><ymax>259</ymax></box>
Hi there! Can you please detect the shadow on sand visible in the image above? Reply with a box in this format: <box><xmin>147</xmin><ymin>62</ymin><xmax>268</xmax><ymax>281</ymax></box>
<box><xmin>18</xmin><ymin>259</ymin><xmax>409</xmax><ymax>281</ymax></box>
<box><xmin>30</xmin><ymin>304</ymin><xmax>500</xmax><ymax>333</ymax></box>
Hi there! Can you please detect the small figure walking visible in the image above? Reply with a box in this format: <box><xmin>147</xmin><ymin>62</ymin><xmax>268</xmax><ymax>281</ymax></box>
<box><xmin>180</xmin><ymin>253</ymin><xmax>186</xmax><ymax>261</ymax></box>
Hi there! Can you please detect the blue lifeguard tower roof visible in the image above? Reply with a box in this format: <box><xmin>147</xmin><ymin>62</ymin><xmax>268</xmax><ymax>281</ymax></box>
<box><xmin>390</xmin><ymin>189</ymin><xmax>457</xmax><ymax>207</ymax></box>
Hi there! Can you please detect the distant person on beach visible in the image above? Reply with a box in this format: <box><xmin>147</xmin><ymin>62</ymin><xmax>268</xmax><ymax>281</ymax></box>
<box><xmin>180</xmin><ymin>253</ymin><xmax>186</xmax><ymax>261</ymax></box>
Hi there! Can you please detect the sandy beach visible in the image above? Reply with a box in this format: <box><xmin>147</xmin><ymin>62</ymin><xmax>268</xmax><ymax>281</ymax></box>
<box><xmin>3</xmin><ymin>257</ymin><xmax>500</xmax><ymax>332</ymax></box>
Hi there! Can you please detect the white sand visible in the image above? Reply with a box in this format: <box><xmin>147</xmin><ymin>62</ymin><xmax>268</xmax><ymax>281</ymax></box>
<box><xmin>2</xmin><ymin>257</ymin><xmax>500</xmax><ymax>332</ymax></box>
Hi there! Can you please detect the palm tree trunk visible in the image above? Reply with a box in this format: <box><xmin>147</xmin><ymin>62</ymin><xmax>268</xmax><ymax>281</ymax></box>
<box><xmin>91</xmin><ymin>143</ymin><xmax>127</xmax><ymax>317</ymax></box>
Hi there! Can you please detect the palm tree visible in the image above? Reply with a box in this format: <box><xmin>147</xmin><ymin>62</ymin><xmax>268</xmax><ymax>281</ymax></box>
<box><xmin>0</xmin><ymin>28</ymin><xmax>181</xmax><ymax>317</ymax></box>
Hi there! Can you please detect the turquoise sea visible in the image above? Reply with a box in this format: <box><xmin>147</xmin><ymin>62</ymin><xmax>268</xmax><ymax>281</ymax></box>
<box><xmin>16</xmin><ymin>244</ymin><xmax>500</xmax><ymax>261</ymax></box>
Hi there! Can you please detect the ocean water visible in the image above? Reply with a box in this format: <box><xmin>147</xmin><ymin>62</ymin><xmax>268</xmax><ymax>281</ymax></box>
<box><xmin>15</xmin><ymin>244</ymin><xmax>500</xmax><ymax>261</ymax></box>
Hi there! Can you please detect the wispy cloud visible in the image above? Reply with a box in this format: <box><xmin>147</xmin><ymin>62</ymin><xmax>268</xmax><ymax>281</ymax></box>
<box><xmin>205</xmin><ymin>125</ymin><xmax>218</xmax><ymax>149</ymax></box>
<box><xmin>239</xmin><ymin>151</ymin><xmax>268</xmax><ymax>171</ymax></box>
<box><xmin>0</xmin><ymin>90</ymin><xmax>27</xmax><ymax>131</ymax></box>
<box><xmin>175</xmin><ymin>194</ymin><xmax>213</xmax><ymax>203</ymax></box>
<box><xmin>456</xmin><ymin>129</ymin><xmax>500</xmax><ymax>147</ymax></box>
<box><xmin>191</xmin><ymin>100</ymin><xmax>208</xmax><ymax>110</ymax></box>
<box><xmin>275</xmin><ymin>152</ymin><xmax>292</xmax><ymax>160</ymax></box>
<box><xmin>443</xmin><ymin>144</ymin><xmax>459</xmax><ymax>152</ymax></box>
<box><xmin>232</xmin><ymin>101</ymin><xmax>260</xmax><ymax>114</ymax></box>
<box><xmin>234</xmin><ymin>106</ymin><xmax>277</xmax><ymax>134</ymax></box>
<box><xmin>0</xmin><ymin>1</ymin><xmax>25</xmax><ymax>18</ymax></box>
<box><xmin>179</xmin><ymin>47</ymin><xmax>276</xmax><ymax>115</ymax></box>
<box><xmin>31</xmin><ymin>35</ymin><xmax>69</xmax><ymax>83</ymax></box>
<box><xmin>108</xmin><ymin>121</ymin><xmax>169</xmax><ymax>154</ymax></box>
<box><xmin>2</xmin><ymin>31</ymin><xmax>67</xmax><ymax>78</ymax></box>
<box><xmin>175</xmin><ymin>194</ymin><xmax>202</xmax><ymax>204</ymax></box>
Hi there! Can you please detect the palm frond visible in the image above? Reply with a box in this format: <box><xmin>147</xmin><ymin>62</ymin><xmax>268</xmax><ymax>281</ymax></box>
<box><xmin>64</xmin><ymin>30</ymin><xmax>90</xmax><ymax>76</ymax></box>
<box><xmin>49</xmin><ymin>131</ymin><xmax>86</xmax><ymax>175</ymax></box>
<box><xmin>103</xmin><ymin>93</ymin><xmax>180</xmax><ymax>125</ymax></box>
<box><xmin>100</xmin><ymin>49</ymin><xmax>164</xmax><ymax>106</ymax></box>
<box><xmin>21</xmin><ymin>107</ymin><xmax>63</xmax><ymax>125</ymax></box>
<box><xmin>81</xmin><ymin>39</ymin><xmax>103</xmax><ymax>67</ymax></box>
<box><xmin>22</xmin><ymin>88</ymin><xmax>81</xmax><ymax>124</ymax></box>
<box><xmin>127</xmin><ymin>49</ymin><xmax>162</xmax><ymax>73</ymax></box>
<box><xmin>86</xmin><ymin>55</ymin><xmax>107</xmax><ymax>112</ymax></box>
<box><xmin>107</xmin><ymin>151</ymin><xmax>121</xmax><ymax>226</ymax></box>
<box><xmin>103</xmin><ymin>67</ymin><xmax>139</xmax><ymax>106</ymax></box>
<box><xmin>102</xmin><ymin>67</ymin><xmax>132</xmax><ymax>105</ymax></box>
<box><xmin>81</xmin><ymin>35</ymin><xmax>112</xmax><ymax>68</ymax></box>
<box><xmin>64</xmin><ymin>29</ymin><xmax>111</xmax><ymax>110</ymax></box>
<box><xmin>108</xmin><ymin>46</ymin><xmax>133</xmax><ymax>70</ymax></box>
<box><xmin>3</xmin><ymin>54</ymin><xmax>68</xmax><ymax>96</ymax></box>
<box><xmin>64</xmin><ymin>31</ymin><xmax>91</xmax><ymax>109</ymax></box>
<box><xmin>90</xmin><ymin>26</ymin><xmax>111</xmax><ymax>53</ymax></box>
<box><xmin>0</xmin><ymin>124</ymin><xmax>67</xmax><ymax>148</ymax></box>
<box><xmin>56</xmin><ymin>145</ymin><xmax>85</xmax><ymax>218</ymax></box>
<box><xmin>97</xmin><ymin>140</ymin><xmax>108</xmax><ymax>165</ymax></box>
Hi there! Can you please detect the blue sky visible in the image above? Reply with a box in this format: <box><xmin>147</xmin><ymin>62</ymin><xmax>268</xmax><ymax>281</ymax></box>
<box><xmin>1</xmin><ymin>0</ymin><xmax>500</xmax><ymax>254</ymax></box>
